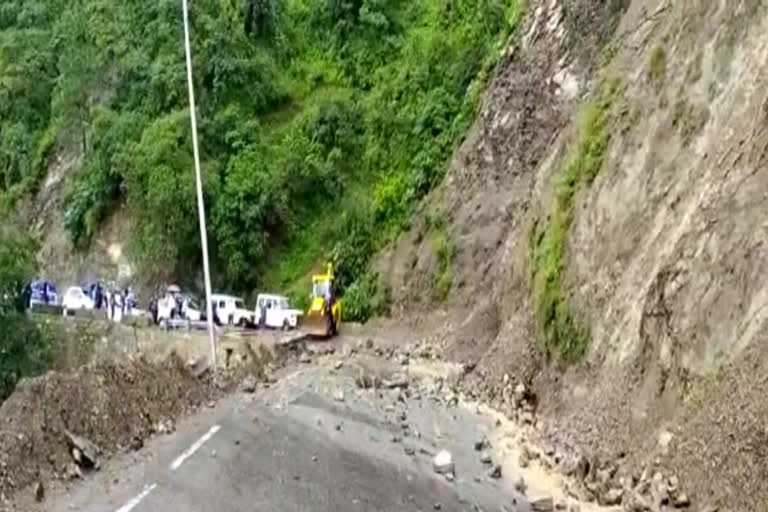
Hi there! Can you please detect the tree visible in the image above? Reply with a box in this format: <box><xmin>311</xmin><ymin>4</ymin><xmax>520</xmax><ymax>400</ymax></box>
<box><xmin>0</xmin><ymin>224</ymin><xmax>50</xmax><ymax>401</ymax></box>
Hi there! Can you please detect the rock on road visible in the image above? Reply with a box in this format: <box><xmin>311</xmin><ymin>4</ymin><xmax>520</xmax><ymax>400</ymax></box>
<box><xmin>41</xmin><ymin>349</ymin><xmax>534</xmax><ymax>512</ymax></box>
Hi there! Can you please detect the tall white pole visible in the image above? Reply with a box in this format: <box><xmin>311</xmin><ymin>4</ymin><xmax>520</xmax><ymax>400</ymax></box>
<box><xmin>181</xmin><ymin>0</ymin><xmax>216</xmax><ymax>372</ymax></box>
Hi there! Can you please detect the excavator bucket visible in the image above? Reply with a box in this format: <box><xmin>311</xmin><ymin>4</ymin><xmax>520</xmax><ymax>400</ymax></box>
<box><xmin>303</xmin><ymin>309</ymin><xmax>332</xmax><ymax>338</ymax></box>
<box><xmin>303</xmin><ymin>296</ymin><xmax>332</xmax><ymax>338</ymax></box>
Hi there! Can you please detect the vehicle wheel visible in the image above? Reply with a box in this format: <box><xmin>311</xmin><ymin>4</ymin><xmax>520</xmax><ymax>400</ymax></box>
<box><xmin>239</xmin><ymin>318</ymin><xmax>248</xmax><ymax>328</ymax></box>
<box><xmin>282</xmin><ymin>320</ymin><xmax>290</xmax><ymax>331</ymax></box>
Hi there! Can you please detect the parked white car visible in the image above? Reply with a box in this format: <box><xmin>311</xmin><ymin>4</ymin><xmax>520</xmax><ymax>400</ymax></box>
<box><xmin>157</xmin><ymin>285</ymin><xmax>201</xmax><ymax>323</ymax></box>
<box><xmin>211</xmin><ymin>294</ymin><xmax>254</xmax><ymax>327</ymax></box>
<box><xmin>62</xmin><ymin>286</ymin><xmax>94</xmax><ymax>312</ymax></box>
<box><xmin>255</xmin><ymin>294</ymin><xmax>302</xmax><ymax>330</ymax></box>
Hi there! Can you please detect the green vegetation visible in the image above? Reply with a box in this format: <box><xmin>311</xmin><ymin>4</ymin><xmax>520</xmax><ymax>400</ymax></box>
<box><xmin>0</xmin><ymin>225</ymin><xmax>51</xmax><ymax>401</ymax></box>
<box><xmin>647</xmin><ymin>45</ymin><xmax>666</xmax><ymax>84</ymax></box>
<box><xmin>430</xmin><ymin>231</ymin><xmax>454</xmax><ymax>301</ymax></box>
<box><xmin>341</xmin><ymin>271</ymin><xmax>391</xmax><ymax>322</ymax></box>
<box><xmin>0</xmin><ymin>0</ymin><xmax>522</xmax><ymax>317</ymax></box>
<box><xmin>531</xmin><ymin>75</ymin><xmax>622</xmax><ymax>362</ymax></box>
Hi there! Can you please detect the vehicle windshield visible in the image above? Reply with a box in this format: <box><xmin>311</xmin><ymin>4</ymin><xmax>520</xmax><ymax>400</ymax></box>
<box><xmin>279</xmin><ymin>299</ymin><xmax>289</xmax><ymax>309</ymax></box>
<box><xmin>235</xmin><ymin>300</ymin><xmax>245</xmax><ymax>309</ymax></box>
<box><xmin>313</xmin><ymin>281</ymin><xmax>331</xmax><ymax>298</ymax></box>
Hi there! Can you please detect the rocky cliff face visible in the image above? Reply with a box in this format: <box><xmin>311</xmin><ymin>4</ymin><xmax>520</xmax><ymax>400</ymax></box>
<box><xmin>376</xmin><ymin>0</ymin><xmax>768</xmax><ymax>508</ymax></box>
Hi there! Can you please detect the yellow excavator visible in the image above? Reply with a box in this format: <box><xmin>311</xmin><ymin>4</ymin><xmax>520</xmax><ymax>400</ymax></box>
<box><xmin>303</xmin><ymin>263</ymin><xmax>342</xmax><ymax>338</ymax></box>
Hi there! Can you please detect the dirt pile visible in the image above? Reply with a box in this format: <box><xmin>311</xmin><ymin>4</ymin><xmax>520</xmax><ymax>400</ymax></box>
<box><xmin>376</xmin><ymin>0</ymin><xmax>768</xmax><ymax>509</ymax></box>
<box><xmin>0</xmin><ymin>353</ymin><xmax>215</xmax><ymax>504</ymax></box>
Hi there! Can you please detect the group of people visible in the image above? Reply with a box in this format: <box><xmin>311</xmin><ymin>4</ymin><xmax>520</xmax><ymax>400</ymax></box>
<box><xmin>86</xmin><ymin>282</ymin><xmax>136</xmax><ymax>322</ymax></box>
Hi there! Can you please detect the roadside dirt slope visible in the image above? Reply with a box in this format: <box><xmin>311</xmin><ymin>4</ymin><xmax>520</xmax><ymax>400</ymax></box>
<box><xmin>376</xmin><ymin>0</ymin><xmax>768</xmax><ymax>509</ymax></box>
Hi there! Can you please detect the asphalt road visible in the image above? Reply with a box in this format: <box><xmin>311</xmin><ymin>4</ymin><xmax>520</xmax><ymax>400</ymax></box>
<box><xmin>43</xmin><ymin>357</ymin><xmax>532</xmax><ymax>512</ymax></box>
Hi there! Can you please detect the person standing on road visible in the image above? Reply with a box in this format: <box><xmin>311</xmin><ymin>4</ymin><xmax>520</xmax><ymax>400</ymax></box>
<box><xmin>109</xmin><ymin>289</ymin><xmax>115</xmax><ymax>321</ymax></box>
<box><xmin>148</xmin><ymin>296</ymin><xmax>158</xmax><ymax>325</ymax></box>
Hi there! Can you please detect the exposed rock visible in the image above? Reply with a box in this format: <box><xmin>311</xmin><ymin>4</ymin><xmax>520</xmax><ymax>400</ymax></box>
<box><xmin>673</xmin><ymin>493</ymin><xmax>690</xmax><ymax>508</ymax></box>
<box><xmin>299</xmin><ymin>352</ymin><xmax>312</xmax><ymax>364</ymax></box>
<box><xmin>333</xmin><ymin>360</ymin><xmax>344</xmax><ymax>370</ymax></box>
<box><xmin>404</xmin><ymin>447</ymin><xmax>415</xmax><ymax>456</ymax></box>
<box><xmin>530</xmin><ymin>497</ymin><xmax>554</xmax><ymax>511</ymax></box>
<box><xmin>601</xmin><ymin>488</ymin><xmax>623</xmax><ymax>506</ymax></box>
<box><xmin>488</xmin><ymin>464</ymin><xmax>502</xmax><ymax>479</ymax></box>
<box><xmin>129</xmin><ymin>435</ymin><xmax>144</xmax><ymax>452</ymax></box>
<box><xmin>365</xmin><ymin>338</ymin><xmax>374</xmax><ymax>350</ymax></box>
<box><xmin>474</xmin><ymin>437</ymin><xmax>490</xmax><ymax>451</ymax></box>
<box><xmin>64</xmin><ymin>431</ymin><xmax>100</xmax><ymax>468</ymax></box>
<box><xmin>432</xmin><ymin>450</ymin><xmax>455</xmax><ymax>475</ymax></box>
<box><xmin>334</xmin><ymin>389</ymin><xmax>345</xmax><ymax>402</ymax></box>
<box><xmin>480</xmin><ymin>450</ymin><xmax>493</xmax><ymax>465</ymax></box>
<box><xmin>384</xmin><ymin>372</ymin><xmax>409</xmax><ymax>389</ymax></box>
<box><xmin>34</xmin><ymin>481</ymin><xmax>44</xmax><ymax>503</ymax></box>
<box><xmin>623</xmin><ymin>491</ymin><xmax>652</xmax><ymax>511</ymax></box>
<box><xmin>658</xmin><ymin>431</ymin><xmax>674</xmax><ymax>455</ymax></box>
<box><xmin>65</xmin><ymin>463</ymin><xmax>82</xmax><ymax>480</ymax></box>
<box><xmin>240</xmin><ymin>375</ymin><xmax>258</xmax><ymax>393</ymax></box>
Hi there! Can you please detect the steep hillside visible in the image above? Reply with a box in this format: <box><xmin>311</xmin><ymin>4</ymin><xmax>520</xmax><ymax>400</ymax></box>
<box><xmin>378</xmin><ymin>0</ymin><xmax>768</xmax><ymax>509</ymax></box>
<box><xmin>0</xmin><ymin>0</ymin><xmax>519</xmax><ymax>305</ymax></box>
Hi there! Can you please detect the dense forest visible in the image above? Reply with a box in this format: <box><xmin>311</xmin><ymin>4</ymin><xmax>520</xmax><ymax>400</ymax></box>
<box><xmin>0</xmin><ymin>0</ymin><xmax>519</xmax><ymax>315</ymax></box>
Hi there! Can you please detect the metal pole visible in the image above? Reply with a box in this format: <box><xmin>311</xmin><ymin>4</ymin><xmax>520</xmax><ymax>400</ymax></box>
<box><xmin>181</xmin><ymin>0</ymin><xmax>217</xmax><ymax>372</ymax></box>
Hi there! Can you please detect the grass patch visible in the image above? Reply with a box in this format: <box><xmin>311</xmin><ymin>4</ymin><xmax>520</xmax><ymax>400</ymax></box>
<box><xmin>430</xmin><ymin>231</ymin><xmax>454</xmax><ymax>302</ymax></box>
<box><xmin>531</xmin><ymin>75</ymin><xmax>623</xmax><ymax>362</ymax></box>
<box><xmin>647</xmin><ymin>45</ymin><xmax>667</xmax><ymax>85</ymax></box>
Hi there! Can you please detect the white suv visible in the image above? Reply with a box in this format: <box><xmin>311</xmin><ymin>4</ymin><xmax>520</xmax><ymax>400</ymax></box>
<box><xmin>211</xmin><ymin>294</ymin><xmax>254</xmax><ymax>327</ymax></box>
<box><xmin>255</xmin><ymin>294</ymin><xmax>302</xmax><ymax>330</ymax></box>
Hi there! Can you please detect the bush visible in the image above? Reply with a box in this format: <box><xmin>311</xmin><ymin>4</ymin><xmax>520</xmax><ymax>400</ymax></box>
<box><xmin>341</xmin><ymin>272</ymin><xmax>390</xmax><ymax>322</ymax></box>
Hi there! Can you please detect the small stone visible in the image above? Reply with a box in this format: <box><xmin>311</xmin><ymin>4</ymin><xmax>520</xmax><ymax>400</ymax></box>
<box><xmin>240</xmin><ymin>375</ymin><xmax>257</xmax><ymax>393</ymax></box>
<box><xmin>480</xmin><ymin>450</ymin><xmax>492</xmax><ymax>464</ymax></box>
<box><xmin>434</xmin><ymin>503</ymin><xmax>442</xmax><ymax>510</ymax></box>
<box><xmin>365</xmin><ymin>338</ymin><xmax>374</xmax><ymax>349</ymax></box>
<box><xmin>299</xmin><ymin>352</ymin><xmax>312</xmax><ymax>364</ymax></box>
<box><xmin>514</xmin><ymin>476</ymin><xmax>527</xmax><ymax>494</ymax></box>
<box><xmin>601</xmin><ymin>488</ymin><xmax>623</xmax><ymax>506</ymax></box>
<box><xmin>474</xmin><ymin>437</ymin><xmax>490</xmax><ymax>451</ymax></box>
<box><xmin>211</xmin><ymin>450</ymin><xmax>217</xmax><ymax>458</ymax></box>
<box><xmin>432</xmin><ymin>450</ymin><xmax>455</xmax><ymax>475</ymax></box>
<box><xmin>334</xmin><ymin>389</ymin><xmax>345</xmax><ymax>402</ymax></box>
<box><xmin>34</xmin><ymin>482</ymin><xmax>44</xmax><ymax>502</ymax></box>
<box><xmin>520</xmin><ymin>411</ymin><xmax>535</xmax><ymax>425</ymax></box>
<box><xmin>530</xmin><ymin>497</ymin><xmax>554</xmax><ymax>511</ymax></box>
<box><xmin>405</xmin><ymin>447</ymin><xmax>415</xmax><ymax>456</ymax></box>
<box><xmin>488</xmin><ymin>465</ymin><xmax>502</xmax><ymax>479</ymax></box>
<box><xmin>207</xmin><ymin>400</ymin><xmax>216</xmax><ymax>408</ymax></box>
<box><xmin>335</xmin><ymin>423</ymin><xmax>343</xmax><ymax>431</ymax></box>
<box><xmin>312</xmin><ymin>455</ymin><xmax>318</xmax><ymax>462</ymax></box>
<box><xmin>384</xmin><ymin>372</ymin><xmax>409</xmax><ymax>389</ymax></box>
<box><xmin>391</xmin><ymin>435</ymin><xmax>402</xmax><ymax>443</ymax></box>
<box><xmin>444</xmin><ymin>472</ymin><xmax>454</xmax><ymax>482</ymax></box>
<box><xmin>673</xmin><ymin>493</ymin><xmax>690</xmax><ymax>508</ymax></box>
<box><xmin>334</xmin><ymin>360</ymin><xmax>344</xmax><ymax>370</ymax></box>
<box><xmin>658</xmin><ymin>430</ymin><xmax>674</xmax><ymax>455</ymax></box>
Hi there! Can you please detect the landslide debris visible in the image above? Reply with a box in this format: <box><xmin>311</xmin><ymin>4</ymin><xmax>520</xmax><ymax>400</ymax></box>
<box><xmin>0</xmin><ymin>353</ymin><xmax>215</xmax><ymax>503</ymax></box>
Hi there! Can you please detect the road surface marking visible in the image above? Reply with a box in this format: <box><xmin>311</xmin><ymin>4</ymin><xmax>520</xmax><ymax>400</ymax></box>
<box><xmin>115</xmin><ymin>483</ymin><xmax>157</xmax><ymax>512</ymax></box>
<box><xmin>170</xmin><ymin>424</ymin><xmax>221</xmax><ymax>471</ymax></box>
